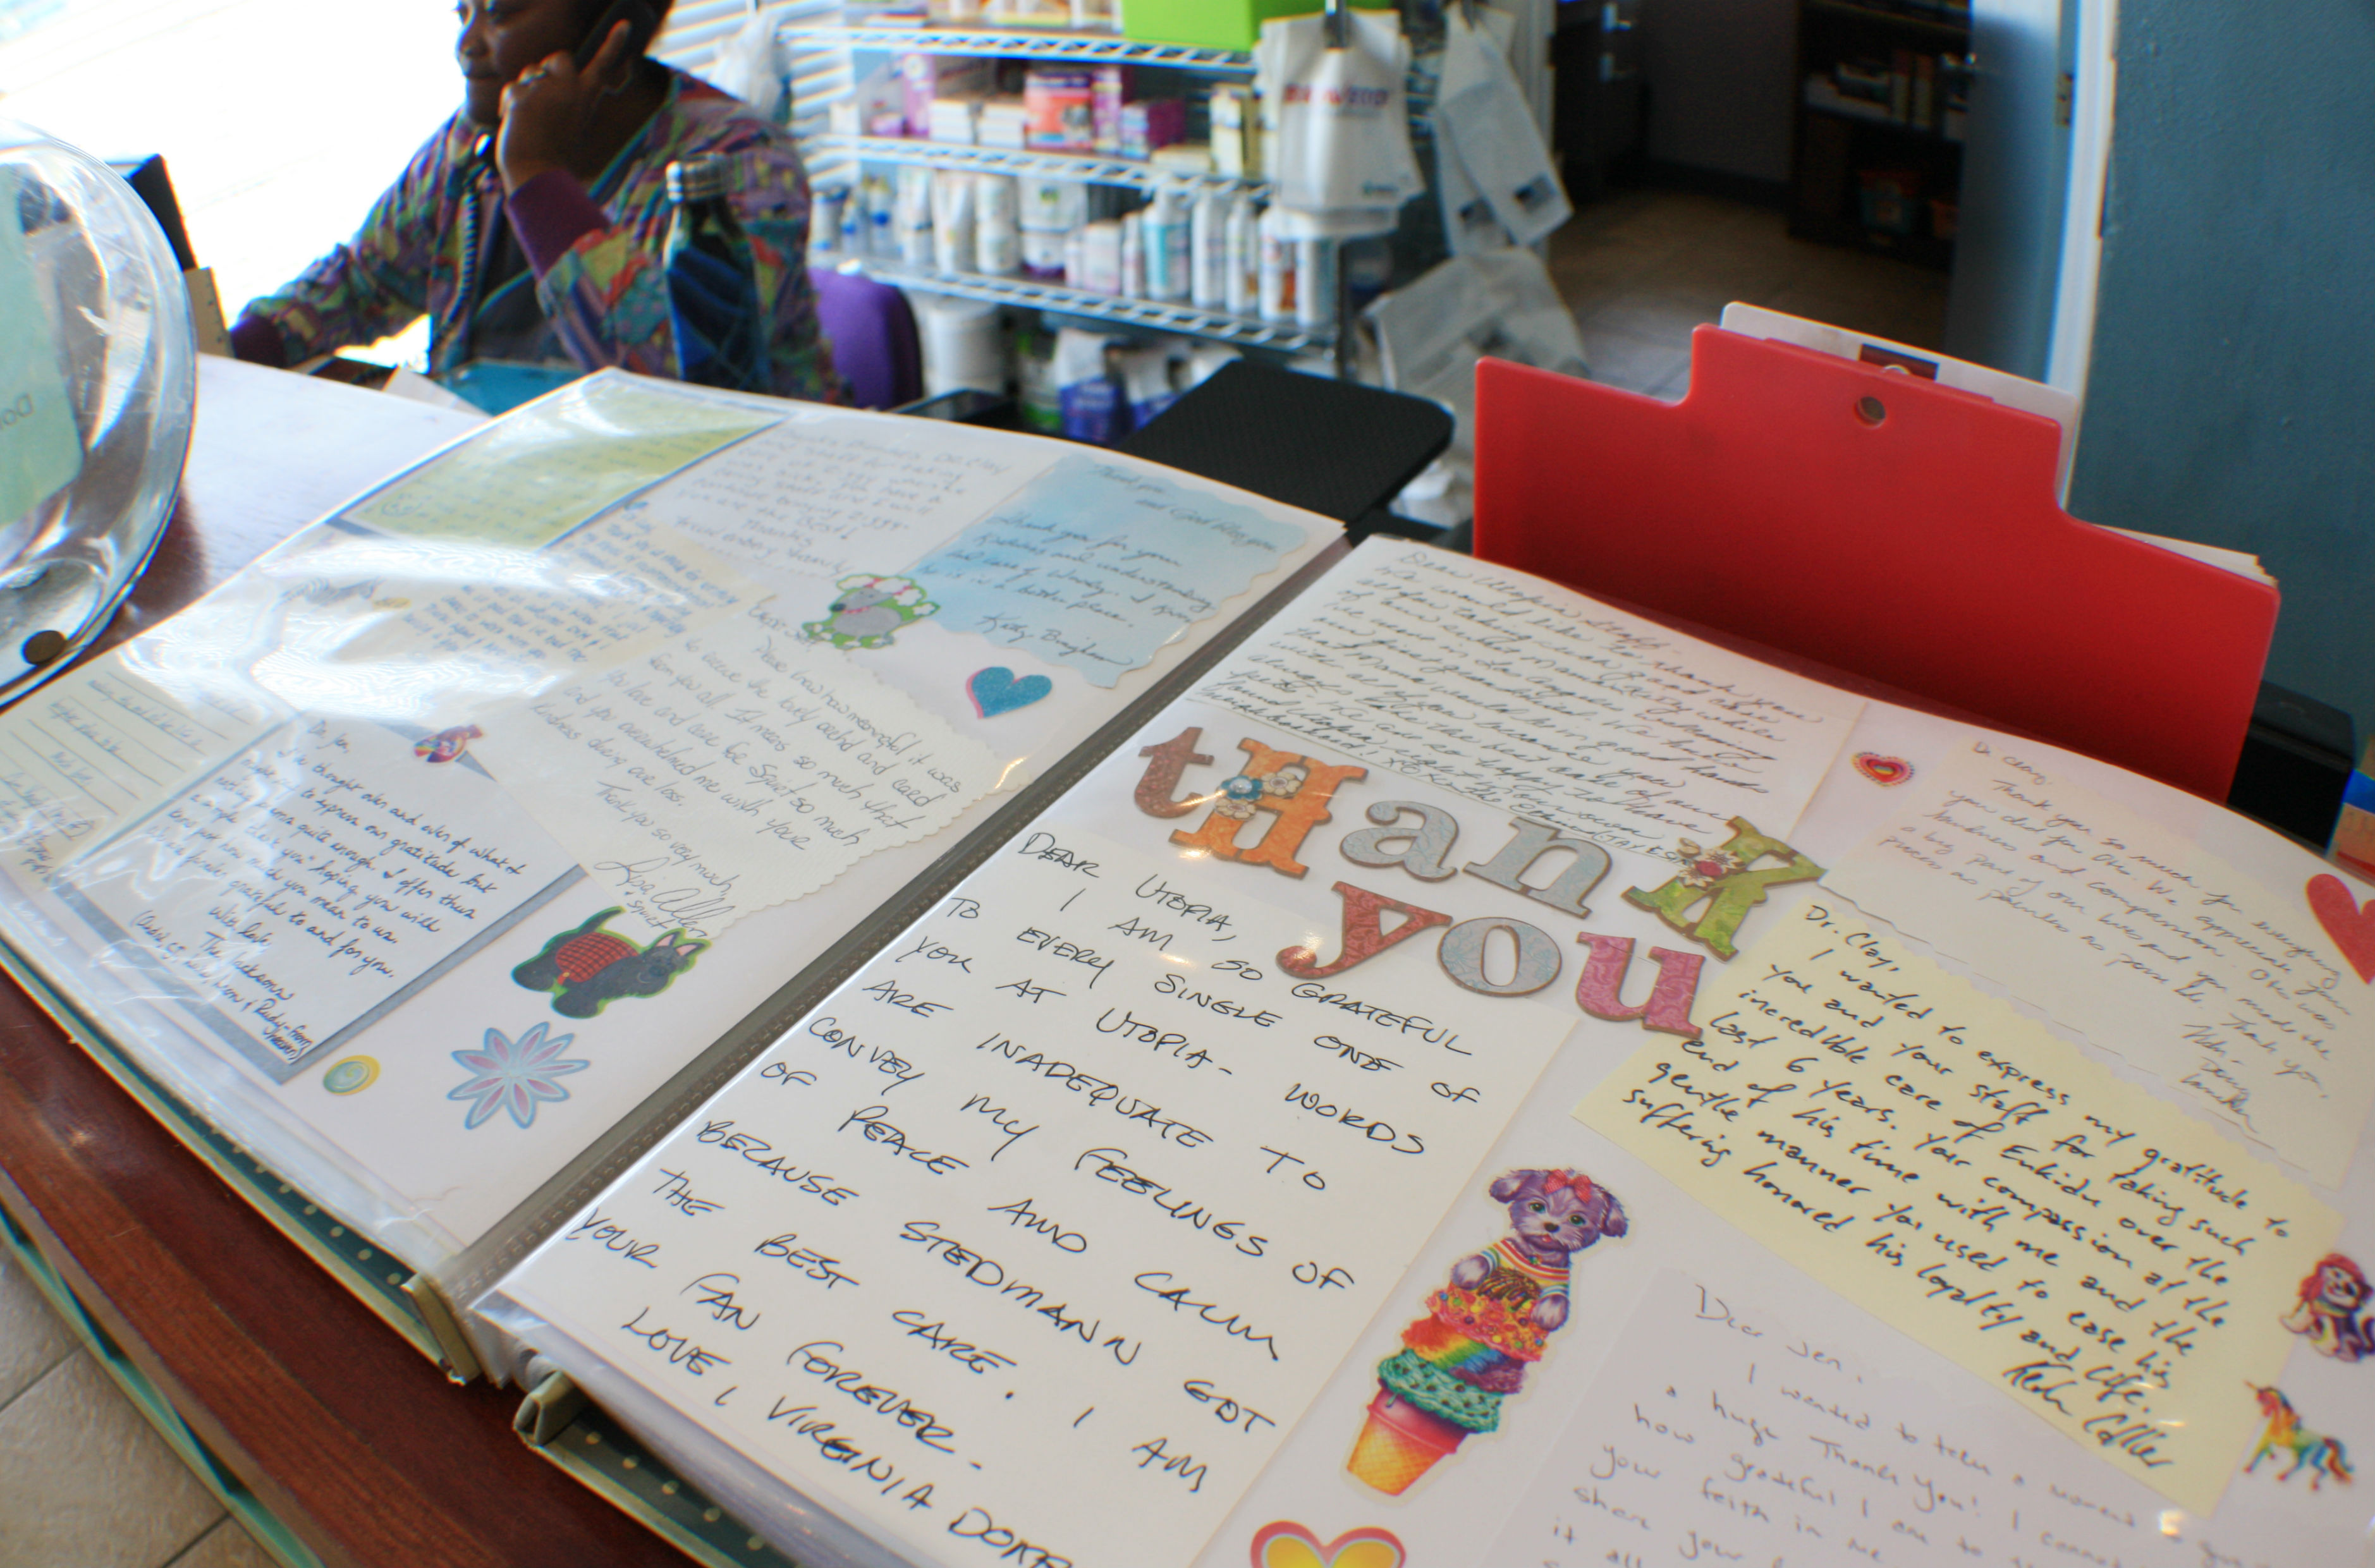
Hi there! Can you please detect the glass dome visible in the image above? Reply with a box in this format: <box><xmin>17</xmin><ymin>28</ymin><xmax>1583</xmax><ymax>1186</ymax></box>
<box><xmin>0</xmin><ymin>119</ymin><xmax>195</xmax><ymax>704</ymax></box>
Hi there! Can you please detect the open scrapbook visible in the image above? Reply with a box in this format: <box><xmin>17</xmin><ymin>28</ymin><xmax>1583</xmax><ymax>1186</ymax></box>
<box><xmin>480</xmin><ymin>536</ymin><xmax>2375</xmax><ymax>1568</ymax></box>
<box><xmin>0</xmin><ymin>370</ymin><xmax>1338</xmax><ymax>1375</ymax></box>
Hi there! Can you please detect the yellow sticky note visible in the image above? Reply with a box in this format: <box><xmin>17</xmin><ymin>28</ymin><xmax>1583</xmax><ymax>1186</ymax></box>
<box><xmin>0</xmin><ymin>167</ymin><xmax>84</xmax><ymax>526</ymax></box>
<box><xmin>1577</xmin><ymin>896</ymin><xmax>2341</xmax><ymax>1514</ymax></box>
<box><xmin>345</xmin><ymin>373</ymin><xmax>774</xmax><ymax>547</ymax></box>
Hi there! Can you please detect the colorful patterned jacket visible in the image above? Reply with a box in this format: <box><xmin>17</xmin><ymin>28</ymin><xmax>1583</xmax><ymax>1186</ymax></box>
<box><xmin>232</xmin><ymin>70</ymin><xmax>845</xmax><ymax>403</ymax></box>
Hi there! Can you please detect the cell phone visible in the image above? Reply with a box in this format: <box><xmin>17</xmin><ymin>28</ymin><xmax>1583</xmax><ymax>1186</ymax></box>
<box><xmin>573</xmin><ymin>0</ymin><xmax>661</xmax><ymax>70</ymax></box>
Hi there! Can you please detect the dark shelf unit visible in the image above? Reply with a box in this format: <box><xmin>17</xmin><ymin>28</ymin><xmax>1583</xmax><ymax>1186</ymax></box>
<box><xmin>1789</xmin><ymin>0</ymin><xmax>1970</xmax><ymax>269</ymax></box>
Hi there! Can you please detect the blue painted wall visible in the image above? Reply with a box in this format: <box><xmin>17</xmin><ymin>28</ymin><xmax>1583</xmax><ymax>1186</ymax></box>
<box><xmin>1943</xmin><ymin>0</ymin><xmax>2070</xmax><ymax>380</ymax></box>
<box><xmin>2068</xmin><ymin>0</ymin><xmax>2375</xmax><ymax>736</ymax></box>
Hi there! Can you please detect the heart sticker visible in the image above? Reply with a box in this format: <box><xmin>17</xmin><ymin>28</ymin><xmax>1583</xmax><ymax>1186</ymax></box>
<box><xmin>2307</xmin><ymin>873</ymin><xmax>2375</xmax><ymax>984</ymax></box>
<box><xmin>967</xmin><ymin>665</ymin><xmax>1052</xmax><ymax>718</ymax></box>
<box><xmin>1250</xmin><ymin>1522</ymin><xmax>1406</xmax><ymax>1568</ymax></box>
<box><xmin>1854</xmin><ymin>752</ymin><xmax>1914</xmax><ymax>787</ymax></box>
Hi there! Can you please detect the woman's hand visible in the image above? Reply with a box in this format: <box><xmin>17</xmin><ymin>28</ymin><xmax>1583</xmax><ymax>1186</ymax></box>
<box><xmin>496</xmin><ymin>19</ymin><xmax>635</xmax><ymax>191</ymax></box>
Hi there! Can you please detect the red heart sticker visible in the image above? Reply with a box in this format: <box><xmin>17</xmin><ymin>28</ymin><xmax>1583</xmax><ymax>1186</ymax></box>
<box><xmin>1853</xmin><ymin>752</ymin><xmax>1914</xmax><ymax>787</ymax></box>
<box><xmin>2308</xmin><ymin>873</ymin><xmax>2375</xmax><ymax>984</ymax></box>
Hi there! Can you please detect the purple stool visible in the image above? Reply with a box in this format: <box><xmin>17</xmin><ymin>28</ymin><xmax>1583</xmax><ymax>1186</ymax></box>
<box><xmin>809</xmin><ymin>266</ymin><xmax>922</xmax><ymax>409</ymax></box>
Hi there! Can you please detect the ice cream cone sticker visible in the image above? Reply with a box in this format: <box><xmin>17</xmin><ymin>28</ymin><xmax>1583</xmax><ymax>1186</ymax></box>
<box><xmin>1348</xmin><ymin>1167</ymin><xmax>1627</xmax><ymax>1495</ymax></box>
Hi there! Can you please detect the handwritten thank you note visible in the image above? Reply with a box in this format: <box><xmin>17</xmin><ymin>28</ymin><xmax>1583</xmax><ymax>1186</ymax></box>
<box><xmin>471</xmin><ymin>600</ymin><xmax>1003</xmax><ymax>937</ymax></box>
<box><xmin>57</xmin><ymin>719</ymin><xmax>579</xmax><ymax>1079</ymax></box>
<box><xmin>1826</xmin><ymin>742</ymin><xmax>2374</xmax><ymax>1183</ymax></box>
<box><xmin>1493</xmin><ymin>1270</ymin><xmax>2331</xmax><ymax>1568</ymax></box>
<box><xmin>909</xmin><ymin>455</ymin><xmax>1305</xmax><ymax>686</ymax></box>
<box><xmin>1577</xmin><ymin>901</ymin><xmax>2338</xmax><ymax>1511</ymax></box>
<box><xmin>491</xmin><ymin>826</ymin><xmax>1568</xmax><ymax>1568</ymax></box>
<box><xmin>1195</xmin><ymin>540</ymin><xmax>1862</xmax><ymax>857</ymax></box>
<box><xmin>635</xmin><ymin>410</ymin><xmax>1052</xmax><ymax>580</ymax></box>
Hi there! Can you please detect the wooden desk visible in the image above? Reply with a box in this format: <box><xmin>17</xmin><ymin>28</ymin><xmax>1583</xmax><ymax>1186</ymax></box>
<box><xmin>0</xmin><ymin>361</ymin><xmax>696</xmax><ymax>1568</ymax></box>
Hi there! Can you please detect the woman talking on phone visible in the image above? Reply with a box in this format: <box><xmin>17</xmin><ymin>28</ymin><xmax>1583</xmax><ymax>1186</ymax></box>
<box><xmin>229</xmin><ymin>0</ymin><xmax>846</xmax><ymax>404</ymax></box>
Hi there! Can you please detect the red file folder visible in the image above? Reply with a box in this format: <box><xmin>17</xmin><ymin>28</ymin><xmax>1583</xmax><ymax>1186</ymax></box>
<box><xmin>1471</xmin><ymin>329</ymin><xmax>2279</xmax><ymax>801</ymax></box>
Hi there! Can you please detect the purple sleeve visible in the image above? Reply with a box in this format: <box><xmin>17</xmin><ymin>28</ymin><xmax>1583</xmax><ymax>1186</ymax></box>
<box><xmin>506</xmin><ymin>169</ymin><xmax>613</xmax><ymax>276</ymax></box>
<box><xmin>228</xmin><ymin>315</ymin><xmax>289</xmax><ymax>367</ymax></box>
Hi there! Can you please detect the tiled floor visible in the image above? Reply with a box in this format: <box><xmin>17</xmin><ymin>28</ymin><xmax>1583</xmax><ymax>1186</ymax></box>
<box><xmin>0</xmin><ymin>1255</ymin><xmax>273</xmax><ymax>1568</ymax></box>
<box><xmin>1550</xmin><ymin>186</ymin><xmax>1953</xmax><ymax>399</ymax></box>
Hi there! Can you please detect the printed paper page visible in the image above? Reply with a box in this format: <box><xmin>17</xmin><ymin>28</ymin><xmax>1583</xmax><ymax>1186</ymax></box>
<box><xmin>1491</xmin><ymin>1269</ymin><xmax>2348</xmax><ymax>1568</ymax></box>
<box><xmin>343</xmin><ymin>374</ymin><xmax>776</xmax><ymax>547</ymax></box>
<box><xmin>907</xmin><ymin>454</ymin><xmax>1309</xmax><ymax>686</ymax></box>
<box><xmin>495</xmin><ymin>825</ymin><xmax>1570</xmax><ymax>1568</ymax></box>
<box><xmin>0</xmin><ymin>167</ymin><xmax>82</xmax><ymax>524</ymax></box>
<box><xmin>1577</xmin><ymin>899</ymin><xmax>2339</xmax><ymax>1512</ymax></box>
<box><xmin>0</xmin><ymin>650</ymin><xmax>284</xmax><ymax>880</ymax></box>
<box><xmin>469</xmin><ymin>600</ymin><xmax>1005</xmax><ymax>939</ymax></box>
<box><xmin>627</xmin><ymin>408</ymin><xmax>1058</xmax><ymax>580</ymax></box>
<box><xmin>1194</xmin><ymin>539</ymin><xmax>1864</xmax><ymax>856</ymax></box>
<box><xmin>1825</xmin><ymin>739</ymin><xmax>2374</xmax><ymax>1182</ymax></box>
<box><xmin>54</xmin><ymin>717</ymin><xmax>581</xmax><ymax>1080</ymax></box>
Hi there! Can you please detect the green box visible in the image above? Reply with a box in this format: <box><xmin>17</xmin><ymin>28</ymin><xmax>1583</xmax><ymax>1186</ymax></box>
<box><xmin>1121</xmin><ymin>0</ymin><xmax>1394</xmax><ymax>54</ymax></box>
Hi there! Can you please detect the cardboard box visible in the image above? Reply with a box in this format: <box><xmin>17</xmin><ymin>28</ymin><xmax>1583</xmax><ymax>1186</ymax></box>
<box><xmin>898</xmin><ymin>54</ymin><xmax>992</xmax><ymax>137</ymax></box>
<box><xmin>1025</xmin><ymin>66</ymin><xmax>1097</xmax><ymax>152</ymax></box>
<box><xmin>1120</xmin><ymin>98</ymin><xmax>1187</xmax><ymax>159</ymax></box>
<box><xmin>980</xmin><ymin>97</ymin><xmax>1030</xmax><ymax>149</ymax></box>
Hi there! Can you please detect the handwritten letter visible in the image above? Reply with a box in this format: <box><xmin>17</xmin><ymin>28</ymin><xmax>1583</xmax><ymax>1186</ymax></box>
<box><xmin>1493</xmin><ymin>1270</ymin><xmax>2330</xmax><ymax>1568</ymax></box>
<box><xmin>470</xmin><ymin>600</ymin><xmax>1004</xmax><ymax>938</ymax></box>
<box><xmin>344</xmin><ymin>374</ymin><xmax>775</xmax><ymax>547</ymax></box>
<box><xmin>1577</xmin><ymin>901</ymin><xmax>2338</xmax><ymax>1510</ymax></box>
<box><xmin>491</xmin><ymin>826</ymin><xmax>1568</xmax><ymax>1568</ymax></box>
<box><xmin>1195</xmin><ymin>540</ymin><xmax>1862</xmax><ymax>856</ymax></box>
<box><xmin>57</xmin><ymin>718</ymin><xmax>579</xmax><ymax>1079</ymax></box>
<box><xmin>278</xmin><ymin>513</ymin><xmax>764</xmax><ymax>720</ymax></box>
<box><xmin>631</xmin><ymin>410</ymin><xmax>1054</xmax><ymax>580</ymax></box>
<box><xmin>1826</xmin><ymin>742</ymin><xmax>2374</xmax><ymax>1183</ymax></box>
<box><xmin>0</xmin><ymin>651</ymin><xmax>282</xmax><ymax>880</ymax></box>
<box><xmin>908</xmin><ymin>455</ymin><xmax>1307</xmax><ymax>686</ymax></box>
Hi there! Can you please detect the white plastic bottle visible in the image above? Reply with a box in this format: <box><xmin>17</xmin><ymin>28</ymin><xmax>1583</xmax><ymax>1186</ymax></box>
<box><xmin>1296</xmin><ymin>236</ymin><xmax>1336</xmax><ymax>328</ymax></box>
<box><xmin>1080</xmin><ymin>219</ymin><xmax>1121</xmax><ymax>295</ymax></box>
<box><xmin>1144</xmin><ymin>183</ymin><xmax>1190</xmax><ymax>303</ymax></box>
<box><xmin>1225</xmin><ymin>196</ymin><xmax>1258</xmax><ymax>316</ymax></box>
<box><xmin>974</xmin><ymin>173</ymin><xmax>1020</xmax><ymax>276</ymax></box>
<box><xmin>1120</xmin><ymin>210</ymin><xmax>1145</xmax><ymax>300</ymax></box>
<box><xmin>1190</xmin><ymin>187</ymin><xmax>1226</xmax><ymax>310</ymax></box>
<box><xmin>1257</xmin><ymin>205</ymin><xmax>1296</xmax><ymax>323</ymax></box>
<box><xmin>895</xmin><ymin>166</ymin><xmax>934</xmax><ymax>268</ymax></box>
<box><xmin>931</xmin><ymin>171</ymin><xmax>975</xmax><ymax>276</ymax></box>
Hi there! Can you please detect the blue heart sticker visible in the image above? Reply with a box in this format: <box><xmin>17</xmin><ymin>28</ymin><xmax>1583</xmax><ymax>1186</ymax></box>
<box><xmin>968</xmin><ymin>666</ymin><xmax>1053</xmax><ymax>718</ymax></box>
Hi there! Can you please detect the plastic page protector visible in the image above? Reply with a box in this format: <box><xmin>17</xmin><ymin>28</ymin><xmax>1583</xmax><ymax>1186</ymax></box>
<box><xmin>1578</xmin><ymin>898</ymin><xmax>2339</xmax><ymax>1514</ymax></box>
<box><xmin>343</xmin><ymin>373</ymin><xmax>776</xmax><ymax>548</ymax></box>
<box><xmin>0</xmin><ymin>167</ymin><xmax>84</xmax><ymax>527</ymax></box>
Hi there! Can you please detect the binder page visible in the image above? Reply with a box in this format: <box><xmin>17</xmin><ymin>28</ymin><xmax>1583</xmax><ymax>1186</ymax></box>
<box><xmin>1826</xmin><ymin>739</ymin><xmax>2375</xmax><ymax>1183</ymax></box>
<box><xmin>490</xmin><ymin>822</ymin><xmax>1572</xmax><ymax>1568</ymax></box>
<box><xmin>0</xmin><ymin>375</ymin><xmax>1336</xmax><ymax>1285</ymax></box>
<box><xmin>1194</xmin><ymin>538</ymin><xmax>1865</xmax><ymax>856</ymax></box>
<box><xmin>1176</xmin><ymin>697</ymin><xmax>2372</xmax><ymax>1568</ymax></box>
